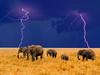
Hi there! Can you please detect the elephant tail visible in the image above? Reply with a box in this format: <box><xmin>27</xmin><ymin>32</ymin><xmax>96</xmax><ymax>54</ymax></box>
<box><xmin>17</xmin><ymin>50</ymin><xmax>20</xmax><ymax>58</ymax></box>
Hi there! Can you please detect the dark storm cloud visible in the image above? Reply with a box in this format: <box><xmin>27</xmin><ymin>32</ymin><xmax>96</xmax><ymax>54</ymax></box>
<box><xmin>0</xmin><ymin>0</ymin><xmax>100</xmax><ymax>20</ymax></box>
<box><xmin>0</xmin><ymin>0</ymin><xmax>100</xmax><ymax>47</ymax></box>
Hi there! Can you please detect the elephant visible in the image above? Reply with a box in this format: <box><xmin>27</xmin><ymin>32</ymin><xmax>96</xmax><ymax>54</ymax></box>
<box><xmin>61</xmin><ymin>54</ymin><xmax>69</xmax><ymax>61</ymax></box>
<box><xmin>47</xmin><ymin>49</ymin><xmax>57</xmax><ymax>58</ymax></box>
<box><xmin>77</xmin><ymin>49</ymin><xmax>96</xmax><ymax>61</ymax></box>
<box><xmin>27</xmin><ymin>45</ymin><xmax>44</xmax><ymax>61</ymax></box>
<box><xmin>17</xmin><ymin>47</ymin><xmax>28</xmax><ymax>58</ymax></box>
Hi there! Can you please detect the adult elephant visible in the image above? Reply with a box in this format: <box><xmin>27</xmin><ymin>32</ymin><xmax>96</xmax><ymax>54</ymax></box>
<box><xmin>77</xmin><ymin>49</ymin><xmax>96</xmax><ymax>61</ymax></box>
<box><xmin>27</xmin><ymin>45</ymin><xmax>44</xmax><ymax>61</ymax></box>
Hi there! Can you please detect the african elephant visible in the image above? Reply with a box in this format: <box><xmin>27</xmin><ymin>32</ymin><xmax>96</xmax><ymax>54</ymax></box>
<box><xmin>27</xmin><ymin>45</ymin><xmax>44</xmax><ymax>61</ymax></box>
<box><xmin>61</xmin><ymin>54</ymin><xmax>69</xmax><ymax>61</ymax></box>
<box><xmin>47</xmin><ymin>49</ymin><xmax>57</xmax><ymax>58</ymax></box>
<box><xmin>17</xmin><ymin>47</ymin><xmax>28</xmax><ymax>58</ymax></box>
<box><xmin>77</xmin><ymin>49</ymin><xmax>96</xmax><ymax>61</ymax></box>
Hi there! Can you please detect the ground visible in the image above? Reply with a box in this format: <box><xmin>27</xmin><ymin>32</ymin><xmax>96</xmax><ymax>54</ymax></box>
<box><xmin>0</xmin><ymin>48</ymin><xmax>100</xmax><ymax>75</ymax></box>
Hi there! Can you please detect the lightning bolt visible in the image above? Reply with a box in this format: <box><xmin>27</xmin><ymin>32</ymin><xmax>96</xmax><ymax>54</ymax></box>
<box><xmin>52</xmin><ymin>12</ymin><xmax>90</xmax><ymax>48</ymax></box>
<box><xmin>79</xmin><ymin>14</ymin><xmax>90</xmax><ymax>48</ymax></box>
<box><xmin>18</xmin><ymin>8</ymin><xmax>29</xmax><ymax>48</ymax></box>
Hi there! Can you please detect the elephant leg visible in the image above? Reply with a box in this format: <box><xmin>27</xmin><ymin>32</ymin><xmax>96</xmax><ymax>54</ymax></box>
<box><xmin>54</xmin><ymin>55</ymin><xmax>55</xmax><ymax>58</ymax></box>
<box><xmin>86</xmin><ymin>55</ymin><xmax>89</xmax><ymax>61</ymax></box>
<box><xmin>54</xmin><ymin>55</ymin><xmax>57</xmax><ymax>58</ymax></box>
<box><xmin>32</xmin><ymin>54</ymin><xmax>35</xmax><ymax>61</ymax></box>
<box><xmin>86</xmin><ymin>57</ymin><xmax>88</xmax><ymax>61</ymax></box>
<box><xmin>23</xmin><ymin>52</ymin><xmax>26</xmax><ymax>58</ymax></box>
<box><xmin>82</xmin><ymin>56</ymin><xmax>85</xmax><ymax>61</ymax></box>
<box><xmin>91</xmin><ymin>57</ymin><xmax>95</xmax><ymax>61</ymax></box>
<box><xmin>26</xmin><ymin>52</ymin><xmax>29</xmax><ymax>60</ymax></box>
<box><xmin>50</xmin><ymin>54</ymin><xmax>52</xmax><ymax>57</ymax></box>
<box><xmin>51</xmin><ymin>54</ymin><xmax>54</xmax><ymax>58</ymax></box>
<box><xmin>17</xmin><ymin>54</ymin><xmax>19</xmax><ymax>58</ymax></box>
<box><xmin>53</xmin><ymin>54</ymin><xmax>55</xmax><ymax>58</ymax></box>
<box><xmin>32</xmin><ymin>52</ymin><xmax>36</xmax><ymax>61</ymax></box>
<box><xmin>40</xmin><ymin>55</ymin><xmax>43</xmax><ymax>59</ymax></box>
<box><xmin>25</xmin><ymin>52</ymin><xmax>27</xmax><ymax>58</ymax></box>
<box><xmin>17</xmin><ymin>51</ymin><xmax>20</xmax><ymax>58</ymax></box>
<box><xmin>36</xmin><ymin>56</ymin><xmax>38</xmax><ymax>60</ymax></box>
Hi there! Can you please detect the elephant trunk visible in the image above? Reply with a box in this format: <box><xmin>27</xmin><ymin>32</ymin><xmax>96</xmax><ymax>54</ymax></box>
<box><xmin>17</xmin><ymin>51</ymin><xmax>20</xmax><ymax>58</ymax></box>
<box><xmin>77</xmin><ymin>54</ymin><xmax>80</xmax><ymax>60</ymax></box>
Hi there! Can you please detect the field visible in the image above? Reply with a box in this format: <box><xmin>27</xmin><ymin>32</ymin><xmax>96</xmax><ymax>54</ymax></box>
<box><xmin>0</xmin><ymin>48</ymin><xmax>100</xmax><ymax>75</ymax></box>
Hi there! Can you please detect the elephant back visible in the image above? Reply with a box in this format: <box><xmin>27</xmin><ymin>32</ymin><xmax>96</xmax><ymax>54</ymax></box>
<box><xmin>35</xmin><ymin>45</ymin><xmax>43</xmax><ymax>54</ymax></box>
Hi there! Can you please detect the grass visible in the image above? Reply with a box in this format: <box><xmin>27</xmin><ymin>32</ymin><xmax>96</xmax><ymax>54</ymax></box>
<box><xmin>0</xmin><ymin>48</ymin><xmax>100</xmax><ymax>75</ymax></box>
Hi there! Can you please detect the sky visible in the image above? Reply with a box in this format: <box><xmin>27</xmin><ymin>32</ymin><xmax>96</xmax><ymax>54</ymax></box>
<box><xmin>0</xmin><ymin>0</ymin><xmax>100</xmax><ymax>48</ymax></box>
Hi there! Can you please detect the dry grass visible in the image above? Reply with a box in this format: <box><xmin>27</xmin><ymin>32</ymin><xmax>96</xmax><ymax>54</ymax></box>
<box><xmin>0</xmin><ymin>48</ymin><xmax>100</xmax><ymax>75</ymax></box>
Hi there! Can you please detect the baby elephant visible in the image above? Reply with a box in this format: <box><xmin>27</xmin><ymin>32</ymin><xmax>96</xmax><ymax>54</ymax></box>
<box><xmin>17</xmin><ymin>47</ymin><xmax>28</xmax><ymax>58</ymax></box>
<box><xmin>47</xmin><ymin>49</ymin><xmax>57</xmax><ymax>58</ymax></box>
<box><xmin>77</xmin><ymin>49</ymin><xmax>96</xmax><ymax>61</ymax></box>
<box><xmin>61</xmin><ymin>54</ymin><xmax>69</xmax><ymax>61</ymax></box>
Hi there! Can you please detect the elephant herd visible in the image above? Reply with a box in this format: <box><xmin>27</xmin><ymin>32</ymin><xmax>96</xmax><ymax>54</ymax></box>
<box><xmin>17</xmin><ymin>45</ymin><xmax>43</xmax><ymax>61</ymax></box>
<box><xmin>17</xmin><ymin>45</ymin><xmax>96</xmax><ymax>61</ymax></box>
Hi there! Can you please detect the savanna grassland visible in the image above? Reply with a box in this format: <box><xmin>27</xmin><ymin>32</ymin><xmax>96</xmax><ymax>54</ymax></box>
<box><xmin>0</xmin><ymin>48</ymin><xmax>100</xmax><ymax>75</ymax></box>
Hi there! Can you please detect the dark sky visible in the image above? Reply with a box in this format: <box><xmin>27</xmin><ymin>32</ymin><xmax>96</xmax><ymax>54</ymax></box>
<box><xmin>0</xmin><ymin>0</ymin><xmax>100</xmax><ymax>48</ymax></box>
